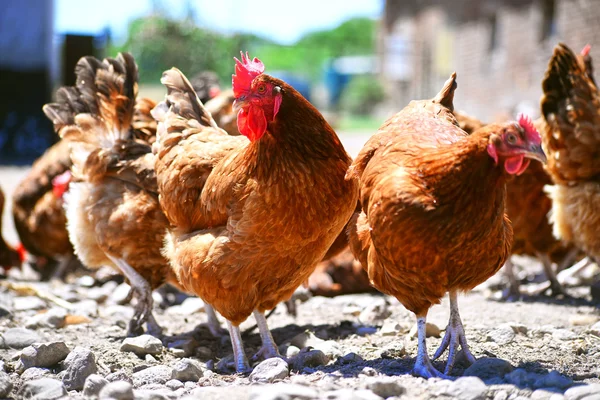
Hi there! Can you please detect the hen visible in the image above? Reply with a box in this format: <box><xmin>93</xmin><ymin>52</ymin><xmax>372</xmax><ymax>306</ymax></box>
<box><xmin>0</xmin><ymin>187</ymin><xmax>22</xmax><ymax>272</ymax></box>
<box><xmin>541</xmin><ymin>43</ymin><xmax>600</xmax><ymax>270</ymax></box>
<box><xmin>348</xmin><ymin>73</ymin><xmax>546</xmax><ymax>378</ymax></box>
<box><xmin>42</xmin><ymin>53</ymin><xmax>188</xmax><ymax>336</ymax></box>
<box><xmin>153</xmin><ymin>52</ymin><xmax>358</xmax><ymax>372</ymax></box>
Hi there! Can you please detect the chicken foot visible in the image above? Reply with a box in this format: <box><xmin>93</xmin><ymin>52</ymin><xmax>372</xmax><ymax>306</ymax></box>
<box><xmin>107</xmin><ymin>255</ymin><xmax>162</xmax><ymax>337</ymax></box>
<box><xmin>536</xmin><ymin>252</ymin><xmax>569</xmax><ymax>297</ymax></box>
<box><xmin>413</xmin><ymin>313</ymin><xmax>448</xmax><ymax>379</ymax></box>
<box><xmin>433</xmin><ymin>290</ymin><xmax>476</xmax><ymax>375</ymax></box>
<box><xmin>251</xmin><ymin>310</ymin><xmax>282</xmax><ymax>362</ymax></box>
<box><xmin>226</xmin><ymin>320</ymin><xmax>251</xmax><ymax>373</ymax></box>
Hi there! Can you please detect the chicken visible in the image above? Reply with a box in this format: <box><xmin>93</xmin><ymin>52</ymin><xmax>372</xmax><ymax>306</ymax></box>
<box><xmin>42</xmin><ymin>53</ymin><xmax>187</xmax><ymax>336</ymax></box>
<box><xmin>541</xmin><ymin>43</ymin><xmax>600</xmax><ymax>272</ymax></box>
<box><xmin>205</xmin><ymin>89</ymin><xmax>241</xmax><ymax>135</ymax></box>
<box><xmin>348</xmin><ymin>73</ymin><xmax>546</xmax><ymax>378</ymax></box>
<box><xmin>153</xmin><ymin>52</ymin><xmax>358</xmax><ymax>372</ymax></box>
<box><xmin>190</xmin><ymin>70</ymin><xmax>221</xmax><ymax>104</ymax></box>
<box><xmin>12</xmin><ymin>139</ymin><xmax>75</xmax><ymax>278</ymax></box>
<box><xmin>1</xmin><ymin>187</ymin><xmax>23</xmax><ymax>272</ymax></box>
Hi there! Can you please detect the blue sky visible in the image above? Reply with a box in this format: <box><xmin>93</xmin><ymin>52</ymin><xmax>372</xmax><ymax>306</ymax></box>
<box><xmin>55</xmin><ymin>0</ymin><xmax>383</xmax><ymax>44</ymax></box>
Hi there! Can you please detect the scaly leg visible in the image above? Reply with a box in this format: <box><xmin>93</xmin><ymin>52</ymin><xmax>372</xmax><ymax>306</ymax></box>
<box><xmin>433</xmin><ymin>291</ymin><xmax>476</xmax><ymax>375</ymax></box>
<box><xmin>413</xmin><ymin>312</ymin><xmax>448</xmax><ymax>379</ymax></box>
<box><xmin>558</xmin><ymin>256</ymin><xmax>593</xmax><ymax>286</ymax></box>
<box><xmin>501</xmin><ymin>258</ymin><xmax>521</xmax><ymax>301</ymax></box>
<box><xmin>537</xmin><ymin>252</ymin><xmax>568</xmax><ymax>297</ymax></box>
<box><xmin>227</xmin><ymin>320</ymin><xmax>251</xmax><ymax>373</ymax></box>
<box><xmin>106</xmin><ymin>255</ymin><xmax>162</xmax><ymax>336</ymax></box>
<box><xmin>205</xmin><ymin>304</ymin><xmax>227</xmax><ymax>337</ymax></box>
<box><xmin>251</xmin><ymin>310</ymin><xmax>282</xmax><ymax>361</ymax></box>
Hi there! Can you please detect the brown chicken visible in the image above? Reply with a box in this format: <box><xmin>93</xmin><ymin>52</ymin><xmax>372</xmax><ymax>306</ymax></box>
<box><xmin>541</xmin><ymin>43</ymin><xmax>600</xmax><ymax>269</ymax></box>
<box><xmin>0</xmin><ymin>187</ymin><xmax>22</xmax><ymax>272</ymax></box>
<box><xmin>348</xmin><ymin>73</ymin><xmax>546</xmax><ymax>378</ymax></box>
<box><xmin>153</xmin><ymin>52</ymin><xmax>358</xmax><ymax>372</ymax></box>
<box><xmin>42</xmin><ymin>53</ymin><xmax>189</xmax><ymax>336</ymax></box>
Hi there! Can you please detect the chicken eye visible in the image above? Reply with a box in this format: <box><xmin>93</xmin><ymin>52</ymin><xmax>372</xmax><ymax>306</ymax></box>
<box><xmin>257</xmin><ymin>85</ymin><xmax>266</xmax><ymax>94</ymax></box>
<box><xmin>506</xmin><ymin>133</ymin><xmax>517</xmax><ymax>144</ymax></box>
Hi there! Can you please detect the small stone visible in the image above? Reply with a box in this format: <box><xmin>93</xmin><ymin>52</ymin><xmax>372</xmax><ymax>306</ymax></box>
<box><xmin>13</xmin><ymin>296</ymin><xmax>46</xmax><ymax>311</ymax></box>
<box><xmin>342</xmin><ymin>306</ymin><xmax>362</xmax><ymax>316</ymax></box>
<box><xmin>409</xmin><ymin>322</ymin><xmax>441</xmax><ymax>339</ymax></box>
<box><xmin>0</xmin><ymin>371</ymin><xmax>12</xmax><ymax>398</ymax></box>
<box><xmin>359</xmin><ymin>367</ymin><xmax>378</xmax><ymax>377</ymax></box>
<box><xmin>487</xmin><ymin>326</ymin><xmax>516</xmax><ymax>345</ymax></box>
<box><xmin>0</xmin><ymin>327</ymin><xmax>42</xmax><ymax>349</ymax></box>
<box><xmin>145</xmin><ymin>354</ymin><xmax>157</xmax><ymax>363</ymax></box>
<box><xmin>356</xmin><ymin>326</ymin><xmax>378</xmax><ymax>336</ymax></box>
<box><xmin>249</xmin><ymin>383</ymin><xmax>318</xmax><ymax>400</ymax></box>
<box><xmin>442</xmin><ymin>376</ymin><xmax>488</xmax><ymax>400</ymax></box>
<box><xmin>506</xmin><ymin>322</ymin><xmax>528</xmax><ymax>335</ymax></box>
<box><xmin>324</xmin><ymin>388</ymin><xmax>384</xmax><ymax>400</ymax></box>
<box><xmin>165</xmin><ymin>379</ymin><xmax>184</xmax><ymax>390</ymax></box>
<box><xmin>171</xmin><ymin>358</ymin><xmax>204</xmax><ymax>382</ymax></box>
<box><xmin>534</xmin><ymin>370</ymin><xmax>573</xmax><ymax>390</ymax></box>
<box><xmin>359</xmin><ymin>298</ymin><xmax>390</xmax><ymax>323</ymax></box>
<box><xmin>18</xmin><ymin>378</ymin><xmax>67</xmax><ymax>400</ymax></box>
<box><xmin>109</xmin><ymin>283</ymin><xmax>132</xmax><ymax>304</ymax></box>
<box><xmin>250</xmin><ymin>358</ymin><xmax>289</xmax><ymax>383</ymax></box>
<box><xmin>72</xmin><ymin>299</ymin><xmax>100</xmax><ymax>317</ymax></box>
<box><xmin>564</xmin><ymin>383</ymin><xmax>600</xmax><ymax>400</ymax></box>
<box><xmin>77</xmin><ymin>275</ymin><xmax>96</xmax><ymax>287</ymax></box>
<box><xmin>133</xmin><ymin>365</ymin><xmax>173</xmax><ymax>387</ymax></box>
<box><xmin>365</xmin><ymin>378</ymin><xmax>406</xmax><ymax>398</ymax></box>
<box><xmin>377</xmin><ymin>342</ymin><xmax>406</xmax><ymax>359</ymax></box>
<box><xmin>25</xmin><ymin>308</ymin><xmax>68</xmax><ymax>329</ymax></box>
<box><xmin>99</xmin><ymin>381</ymin><xmax>134</xmax><ymax>400</ymax></box>
<box><xmin>531</xmin><ymin>389</ymin><xmax>564</xmax><ymax>400</ymax></box>
<box><xmin>20</xmin><ymin>342</ymin><xmax>70</xmax><ymax>369</ymax></box>
<box><xmin>338</xmin><ymin>352</ymin><xmax>363</xmax><ymax>365</ymax></box>
<box><xmin>286</xmin><ymin>345</ymin><xmax>301</xmax><ymax>358</ymax></box>
<box><xmin>170</xmin><ymin>348</ymin><xmax>186</xmax><ymax>358</ymax></box>
<box><xmin>20</xmin><ymin>367</ymin><xmax>52</xmax><ymax>381</ymax></box>
<box><xmin>120</xmin><ymin>335</ymin><xmax>164</xmax><ymax>357</ymax></box>
<box><xmin>166</xmin><ymin>336</ymin><xmax>199</xmax><ymax>357</ymax></box>
<box><xmin>62</xmin><ymin>346</ymin><xmax>98</xmax><ymax>390</ymax></box>
<box><xmin>289</xmin><ymin>331</ymin><xmax>342</xmax><ymax>359</ymax></box>
<box><xmin>194</xmin><ymin>346</ymin><xmax>213</xmax><ymax>359</ymax></box>
<box><xmin>505</xmin><ymin>368</ymin><xmax>537</xmax><ymax>387</ymax></box>
<box><xmin>569</xmin><ymin>315</ymin><xmax>599</xmax><ymax>326</ymax></box>
<box><xmin>463</xmin><ymin>357</ymin><xmax>514</xmax><ymax>380</ymax></box>
<box><xmin>379</xmin><ymin>320</ymin><xmax>402</xmax><ymax>336</ymax></box>
<box><xmin>83</xmin><ymin>374</ymin><xmax>109</xmax><ymax>398</ymax></box>
<box><xmin>290</xmin><ymin>349</ymin><xmax>329</xmax><ymax>370</ymax></box>
<box><xmin>167</xmin><ymin>297</ymin><xmax>206</xmax><ymax>315</ymax></box>
<box><xmin>106</xmin><ymin>370</ymin><xmax>134</xmax><ymax>384</ymax></box>
<box><xmin>552</xmin><ymin>329</ymin><xmax>578</xmax><ymax>341</ymax></box>
<box><xmin>589</xmin><ymin>321</ymin><xmax>600</xmax><ymax>337</ymax></box>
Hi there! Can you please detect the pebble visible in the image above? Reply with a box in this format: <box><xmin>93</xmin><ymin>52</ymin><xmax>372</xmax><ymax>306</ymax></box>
<box><xmin>377</xmin><ymin>342</ymin><xmax>406</xmax><ymax>359</ymax></box>
<box><xmin>289</xmin><ymin>331</ymin><xmax>342</xmax><ymax>359</ymax></box>
<box><xmin>463</xmin><ymin>357</ymin><xmax>514</xmax><ymax>380</ymax></box>
<box><xmin>487</xmin><ymin>325</ymin><xmax>516</xmax><ymax>345</ymax></box>
<box><xmin>13</xmin><ymin>296</ymin><xmax>47</xmax><ymax>311</ymax></box>
<box><xmin>83</xmin><ymin>374</ymin><xmax>109</xmax><ymax>398</ymax></box>
<box><xmin>440</xmin><ymin>376</ymin><xmax>488</xmax><ymax>400</ymax></box>
<box><xmin>133</xmin><ymin>365</ymin><xmax>173</xmax><ymax>387</ymax></box>
<box><xmin>250</xmin><ymin>358</ymin><xmax>290</xmax><ymax>383</ymax></box>
<box><xmin>286</xmin><ymin>345</ymin><xmax>301</xmax><ymax>358</ymax></box>
<box><xmin>409</xmin><ymin>322</ymin><xmax>441</xmax><ymax>339</ymax></box>
<box><xmin>121</xmin><ymin>335</ymin><xmax>164</xmax><ymax>357</ymax></box>
<box><xmin>359</xmin><ymin>298</ymin><xmax>391</xmax><ymax>323</ymax></box>
<box><xmin>167</xmin><ymin>297</ymin><xmax>206</xmax><ymax>315</ymax></box>
<box><xmin>0</xmin><ymin>292</ymin><xmax>13</xmax><ymax>316</ymax></box>
<box><xmin>290</xmin><ymin>349</ymin><xmax>329</xmax><ymax>370</ymax></box>
<box><xmin>379</xmin><ymin>320</ymin><xmax>402</xmax><ymax>336</ymax></box>
<box><xmin>106</xmin><ymin>370</ymin><xmax>134</xmax><ymax>384</ymax></box>
<box><xmin>249</xmin><ymin>383</ymin><xmax>318</xmax><ymax>400</ymax></box>
<box><xmin>77</xmin><ymin>275</ymin><xmax>96</xmax><ymax>287</ymax></box>
<box><xmin>0</xmin><ymin>371</ymin><xmax>12</xmax><ymax>398</ymax></box>
<box><xmin>99</xmin><ymin>380</ymin><xmax>134</xmax><ymax>400</ymax></box>
<box><xmin>87</xmin><ymin>281</ymin><xmax>117</xmax><ymax>303</ymax></box>
<box><xmin>171</xmin><ymin>358</ymin><xmax>204</xmax><ymax>382</ymax></box>
<box><xmin>62</xmin><ymin>346</ymin><xmax>98</xmax><ymax>390</ymax></box>
<box><xmin>324</xmin><ymin>388</ymin><xmax>384</xmax><ymax>400</ymax></box>
<box><xmin>72</xmin><ymin>299</ymin><xmax>100</xmax><ymax>317</ymax></box>
<box><xmin>342</xmin><ymin>305</ymin><xmax>362</xmax><ymax>316</ymax></box>
<box><xmin>20</xmin><ymin>341</ymin><xmax>70</xmax><ymax>369</ymax></box>
<box><xmin>166</xmin><ymin>336</ymin><xmax>199</xmax><ymax>357</ymax></box>
<box><xmin>109</xmin><ymin>283</ymin><xmax>132</xmax><ymax>304</ymax></box>
<box><xmin>569</xmin><ymin>315</ymin><xmax>599</xmax><ymax>326</ymax></box>
<box><xmin>25</xmin><ymin>307</ymin><xmax>68</xmax><ymax>329</ymax></box>
<box><xmin>589</xmin><ymin>321</ymin><xmax>600</xmax><ymax>337</ymax></box>
<box><xmin>531</xmin><ymin>389</ymin><xmax>565</xmax><ymax>400</ymax></box>
<box><xmin>134</xmin><ymin>389</ymin><xmax>171</xmax><ymax>400</ymax></box>
<box><xmin>534</xmin><ymin>371</ymin><xmax>573</xmax><ymax>390</ymax></box>
<box><xmin>564</xmin><ymin>384</ymin><xmax>600</xmax><ymax>400</ymax></box>
<box><xmin>359</xmin><ymin>367</ymin><xmax>379</xmax><ymax>377</ymax></box>
<box><xmin>165</xmin><ymin>379</ymin><xmax>184</xmax><ymax>390</ymax></box>
<box><xmin>0</xmin><ymin>327</ymin><xmax>42</xmax><ymax>349</ymax></box>
<box><xmin>338</xmin><ymin>352</ymin><xmax>364</xmax><ymax>365</ymax></box>
<box><xmin>18</xmin><ymin>378</ymin><xmax>67</xmax><ymax>400</ymax></box>
<box><xmin>365</xmin><ymin>378</ymin><xmax>406</xmax><ymax>398</ymax></box>
<box><xmin>20</xmin><ymin>367</ymin><xmax>52</xmax><ymax>381</ymax></box>
<box><xmin>552</xmin><ymin>329</ymin><xmax>578</xmax><ymax>341</ymax></box>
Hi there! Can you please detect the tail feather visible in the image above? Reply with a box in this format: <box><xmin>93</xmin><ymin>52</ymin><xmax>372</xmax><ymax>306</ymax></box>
<box><xmin>433</xmin><ymin>72</ymin><xmax>457</xmax><ymax>111</ymax></box>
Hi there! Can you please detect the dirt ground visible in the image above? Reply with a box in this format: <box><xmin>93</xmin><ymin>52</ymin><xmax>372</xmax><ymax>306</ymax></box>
<box><xmin>1</xmin><ymin>136</ymin><xmax>600</xmax><ymax>400</ymax></box>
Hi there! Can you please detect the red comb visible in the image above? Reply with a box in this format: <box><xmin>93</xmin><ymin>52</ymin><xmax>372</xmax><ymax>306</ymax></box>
<box><xmin>232</xmin><ymin>51</ymin><xmax>264</xmax><ymax>98</ymax></box>
<box><xmin>517</xmin><ymin>113</ymin><xmax>541</xmax><ymax>145</ymax></box>
<box><xmin>581</xmin><ymin>44</ymin><xmax>591</xmax><ymax>57</ymax></box>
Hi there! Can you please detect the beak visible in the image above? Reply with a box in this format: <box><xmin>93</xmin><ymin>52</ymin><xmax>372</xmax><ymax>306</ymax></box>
<box><xmin>523</xmin><ymin>143</ymin><xmax>547</xmax><ymax>164</ymax></box>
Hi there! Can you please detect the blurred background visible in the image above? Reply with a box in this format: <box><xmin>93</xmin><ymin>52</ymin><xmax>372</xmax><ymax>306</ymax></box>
<box><xmin>1</xmin><ymin>0</ymin><xmax>600</xmax><ymax>165</ymax></box>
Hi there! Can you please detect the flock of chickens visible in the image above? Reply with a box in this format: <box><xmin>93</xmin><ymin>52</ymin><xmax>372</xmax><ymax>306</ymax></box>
<box><xmin>0</xmin><ymin>42</ymin><xmax>598</xmax><ymax>379</ymax></box>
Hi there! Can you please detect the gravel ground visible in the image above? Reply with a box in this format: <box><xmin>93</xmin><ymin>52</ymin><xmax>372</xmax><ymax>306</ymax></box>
<box><xmin>1</xmin><ymin>135</ymin><xmax>600</xmax><ymax>400</ymax></box>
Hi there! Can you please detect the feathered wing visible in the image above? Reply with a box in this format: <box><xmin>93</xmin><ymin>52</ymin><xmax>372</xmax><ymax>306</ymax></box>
<box><xmin>541</xmin><ymin>43</ymin><xmax>600</xmax><ymax>183</ymax></box>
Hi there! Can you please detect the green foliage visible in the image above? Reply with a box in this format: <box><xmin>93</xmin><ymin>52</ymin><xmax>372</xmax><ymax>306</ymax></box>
<box><xmin>339</xmin><ymin>75</ymin><xmax>385</xmax><ymax>116</ymax></box>
<box><xmin>108</xmin><ymin>15</ymin><xmax>377</xmax><ymax>85</ymax></box>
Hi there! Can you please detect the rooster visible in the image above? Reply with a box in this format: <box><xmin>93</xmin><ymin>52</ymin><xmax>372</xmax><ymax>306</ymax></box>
<box><xmin>541</xmin><ymin>43</ymin><xmax>600</xmax><ymax>276</ymax></box>
<box><xmin>348</xmin><ymin>73</ymin><xmax>546</xmax><ymax>378</ymax></box>
<box><xmin>153</xmin><ymin>52</ymin><xmax>358</xmax><ymax>372</ymax></box>
<box><xmin>0</xmin><ymin>187</ymin><xmax>23</xmax><ymax>273</ymax></box>
<box><xmin>42</xmin><ymin>53</ymin><xmax>200</xmax><ymax>336</ymax></box>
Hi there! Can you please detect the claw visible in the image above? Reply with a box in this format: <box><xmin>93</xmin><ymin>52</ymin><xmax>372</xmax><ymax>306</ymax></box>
<box><xmin>412</xmin><ymin>314</ymin><xmax>452</xmax><ymax>379</ymax></box>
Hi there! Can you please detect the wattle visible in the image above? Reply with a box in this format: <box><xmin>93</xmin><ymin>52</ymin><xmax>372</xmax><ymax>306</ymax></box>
<box><xmin>504</xmin><ymin>155</ymin><xmax>530</xmax><ymax>175</ymax></box>
<box><xmin>237</xmin><ymin>105</ymin><xmax>267</xmax><ymax>141</ymax></box>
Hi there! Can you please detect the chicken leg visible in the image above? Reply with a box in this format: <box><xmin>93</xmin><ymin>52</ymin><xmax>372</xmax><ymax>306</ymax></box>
<box><xmin>251</xmin><ymin>310</ymin><xmax>281</xmax><ymax>362</ymax></box>
<box><xmin>536</xmin><ymin>252</ymin><xmax>569</xmax><ymax>297</ymax></box>
<box><xmin>501</xmin><ymin>258</ymin><xmax>521</xmax><ymax>301</ymax></box>
<box><xmin>106</xmin><ymin>255</ymin><xmax>162</xmax><ymax>337</ymax></box>
<box><xmin>205</xmin><ymin>304</ymin><xmax>227</xmax><ymax>337</ymax></box>
<box><xmin>413</xmin><ymin>313</ymin><xmax>448</xmax><ymax>379</ymax></box>
<box><xmin>227</xmin><ymin>320</ymin><xmax>251</xmax><ymax>373</ymax></box>
<box><xmin>433</xmin><ymin>290</ymin><xmax>476</xmax><ymax>374</ymax></box>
